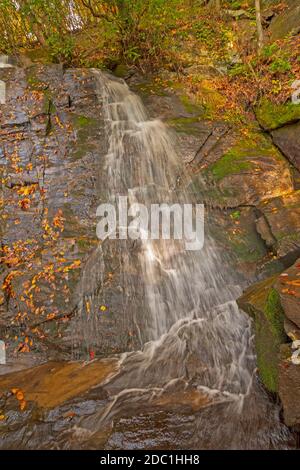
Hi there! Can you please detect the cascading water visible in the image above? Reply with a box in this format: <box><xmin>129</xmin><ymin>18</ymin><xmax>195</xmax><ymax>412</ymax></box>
<box><xmin>73</xmin><ymin>71</ymin><xmax>292</xmax><ymax>449</ymax></box>
<box><xmin>0</xmin><ymin>55</ymin><xmax>13</xmax><ymax>68</ymax></box>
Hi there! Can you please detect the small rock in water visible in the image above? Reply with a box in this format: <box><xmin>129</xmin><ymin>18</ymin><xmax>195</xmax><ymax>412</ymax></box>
<box><xmin>0</xmin><ymin>340</ymin><xmax>6</xmax><ymax>365</ymax></box>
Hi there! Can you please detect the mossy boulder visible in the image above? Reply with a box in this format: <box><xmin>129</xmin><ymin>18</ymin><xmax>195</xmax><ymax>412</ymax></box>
<box><xmin>238</xmin><ymin>277</ymin><xmax>287</xmax><ymax>392</ymax></box>
<box><xmin>255</xmin><ymin>98</ymin><xmax>300</xmax><ymax>131</ymax></box>
<box><xmin>269</xmin><ymin>0</ymin><xmax>300</xmax><ymax>41</ymax></box>
<box><xmin>203</xmin><ymin>131</ymin><xmax>293</xmax><ymax>207</ymax></box>
<box><xmin>238</xmin><ymin>258</ymin><xmax>300</xmax><ymax>426</ymax></box>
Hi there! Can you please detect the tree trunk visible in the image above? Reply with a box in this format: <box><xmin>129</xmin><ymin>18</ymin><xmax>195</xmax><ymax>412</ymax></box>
<box><xmin>32</xmin><ymin>22</ymin><xmax>47</xmax><ymax>47</ymax></box>
<box><xmin>19</xmin><ymin>0</ymin><xmax>47</xmax><ymax>46</ymax></box>
<box><xmin>255</xmin><ymin>0</ymin><xmax>264</xmax><ymax>52</ymax></box>
<box><xmin>207</xmin><ymin>0</ymin><xmax>221</xmax><ymax>12</ymax></box>
<box><xmin>215</xmin><ymin>0</ymin><xmax>221</xmax><ymax>12</ymax></box>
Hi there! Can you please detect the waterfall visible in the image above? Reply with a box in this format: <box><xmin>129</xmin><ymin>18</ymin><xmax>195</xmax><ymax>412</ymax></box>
<box><xmin>73</xmin><ymin>71</ymin><xmax>291</xmax><ymax>449</ymax></box>
<box><xmin>0</xmin><ymin>55</ymin><xmax>13</xmax><ymax>68</ymax></box>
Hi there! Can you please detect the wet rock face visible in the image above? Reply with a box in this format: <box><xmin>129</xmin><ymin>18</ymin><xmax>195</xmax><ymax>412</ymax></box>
<box><xmin>279</xmin><ymin>350</ymin><xmax>300</xmax><ymax>428</ymax></box>
<box><xmin>199</xmin><ymin>133</ymin><xmax>294</xmax><ymax>208</ymax></box>
<box><xmin>275</xmin><ymin>262</ymin><xmax>300</xmax><ymax>333</ymax></box>
<box><xmin>0</xmin><ymin>64</ymin><xmax>107</xmax><ymax>365</ymax></box>
<box><xmin>276</xmin><ymin>262</ymin><xmax>300</xmax><ymax>428</ymax></box>
<box><xmin>272</xmin><ymin>122</ymin><xmax>300</xmax><ymax>173</ymax></box>
<box><xmin>0</xmin><ymin>359</ymin><xmax>118</xmax><ymax>449</ymax></box>
<box><xmin>175</xmin><ymin>106</ymin><xmax>295</xmax><ymax>210</ymax></box>
<box><xmin>255</xmin><ymin>191</ymin><xmax>300</xmax><ymax>261</ymax></box>
<box><xmin>238</xmin><ymin>258</ymin><xmax>300</xmax><ymax>427</ymax></box>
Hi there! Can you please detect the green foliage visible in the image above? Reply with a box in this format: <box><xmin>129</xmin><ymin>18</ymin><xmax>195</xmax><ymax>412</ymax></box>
<box><xmin>112</xmin><ymin>0</ymin><xmax>183</xmax><ymax>66</ymax></box>
<box><xmin>230</xmin><ymin>1</ymin><xmax>242</xmax><ymax>10</ymax></box>
<box><xmin>230</xmin><ymin>210</ymin><xmax>241</xmax><ymax>220</ymax></box>
<box><xmin>269</xmin><ymin>57</ymin><xmax>291</xmax><ymax>74</ymax></box>
<box><xmin>0</xmin><ymin>0</ymin><xmax>78</xmax><ymax>63</ymax></box>
<box><xmin>193</xmin><ymin>19</ymin><xmax>231</xmax><ymax>51</ymax></box>
<box><xmin>46</xmin><ymin>33</ymin><xmax>74</xmax><ymax>64</ymax></box>
<box><xmin>0</xmin><ymin>0</ymin><xmax>184</xmax><ymax>67</ymax></box>
<box><xmin>262</xmin><ymin>43</ymin><xmax>280</xmax><ymax>59</ymax></box>
<box><xmin>193</xmin><ymin>20</ymin><xmax>215</xmax><ymax>45</ymax></box>
<box><xmin>261</xmin><ymin>42</ymin><xmax>292</xmax><ymax>75</ymax></box>
<box><xmin>228</xmin><ymin>63</ymin><xmax>249</xmax><ymax>78</ymax></box>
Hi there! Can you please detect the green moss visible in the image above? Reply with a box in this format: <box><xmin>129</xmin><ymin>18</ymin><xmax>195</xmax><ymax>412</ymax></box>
<box><xmin>74</xmin><ymin>115</ymin><xmax>98</xmax><ymax>128</ymax></box>
<box><xmin>167</xmin><ymin>116</ymin><xmax>200</xmax><ymax>126</ymax></box>
<box><xmin>252</xmin><ymin>287</ymin><xmax>286</xmax><ymax>392</ymax></box>
<box><xmin>207</xmin><ymin>141</ymin><xmax>253</xmax><ymax>181</ymax></box>
<box><xmin>228</xmin><ymin>63</ymin><xmax>250</xmax><ymax>78</ymax></box>
<box><xmin>25</xmin><ymin>68</ymin><xmax>57</xmax><ymax>117</ymax></box>
<box><xmin>188</xmin><ymin>177</ymin><xmax>236</xmax><ymax>206</ymax></box>
<box><xmin>77</xmin><ymin>237</ymin><xmax>97</xmax><ymax>251</ymax></box>
<box><xmin>114</xmin><ymin>64</ymin><xmax>130</xmax><ymax>78</ymax></box>
<box><xmin>229</xmin><ymin>237</ymin><xmax>265</xmax><ymax>263</ymax></box>
<box><xmin>238</xmin><ymin>278</ymin><xmax>287</xmax><ymax>393</ymax></box>
<box><xmin>43</xmin><ymin>96</ymin><xmax>56</xmax><ymax>115</ymax></box>
<box><xmin>230</xmin><ymin>210</ymin><xmax>241</xmax><ymax>220</ymax></box>
<box><xmin>134</xmin><ymin>81</ymin><xmax>169</xmax><ymax>97</ymax></box>
<box><xmin>166</xmin><ymin>116</ymin><xmax>202</xmax><ymax>135</ymax></box>
<box><xmin>256</xmin><ymin>98</ymin><xmax>300</xmax><ymax>131</ymax></box>
<box><xmin>255</xmin><ymin>288</ymin><xmax>286</xmax><ymax>392</ymax></box>
<box><xmin>179</xmin><ymin>95</ymin><xmax>203</xmax><ymax>114</ymax></box>
<box><xmin>210</xmin><ymin>152</ymin><xmax>252</xmax><ymax>181</ymax></box>
<box><xmin>255</xmin><ymin>328</ymin><xmax>279</xmax><ymax>393</ymax></box>
<box><xmin>206</xmin><ymin>132</ymin><xmax>284</xmax><ymax>182</ymax></box>
<box><xmin>70</xmin><ymin>114</ymin><xmax>99</xmax><ymax>161</ymax></box>
<box><xmin>27</xmin><ymin>75</ymin><xmax>45</xmax><ymax>90</ymax></box>
<box><xmin>276</xmin><ymin>231</ymin><xmax>300</xmax><ymax>242</ymax></box>
<box><xmin>25</xmin><ymin>48</ymin><xmax>53</xmax><ymax>64</ymax></box>
<box><xmin>264</xmin><ymin>288</ymin><xmax>285</xmax><ymax>339</ymax></box>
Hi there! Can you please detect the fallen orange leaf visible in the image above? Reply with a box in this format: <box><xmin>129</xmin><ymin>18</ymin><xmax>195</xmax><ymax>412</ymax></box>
<box><xmin>16</xmin><ymin>390</ymin><xmax>24</xmax><ymax>401</ymax></box>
